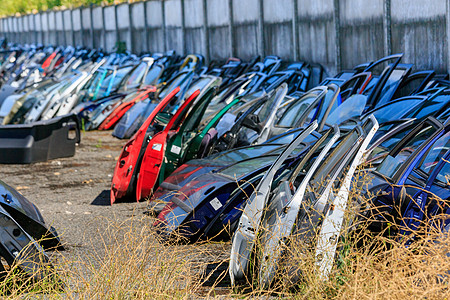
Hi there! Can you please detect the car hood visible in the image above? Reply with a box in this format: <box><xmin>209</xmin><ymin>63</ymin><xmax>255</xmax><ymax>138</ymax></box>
<box><xmin>154</xmin><ymin>172</ymin><xmax>236</xmax><ymax>231</ymax></box>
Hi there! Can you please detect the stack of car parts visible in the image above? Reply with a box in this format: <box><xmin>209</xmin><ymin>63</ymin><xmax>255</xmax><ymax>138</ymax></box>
<box><xmin>0</xmin><ymin>179</ymin><xmax>63</xmax><ymax>282</ymax></box>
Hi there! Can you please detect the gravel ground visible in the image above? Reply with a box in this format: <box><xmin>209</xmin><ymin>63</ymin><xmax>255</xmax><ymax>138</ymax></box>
<box><xmin>0</xmin><ymin>130</ymin><xmax>232</xmax><ymax>296</ymax></box>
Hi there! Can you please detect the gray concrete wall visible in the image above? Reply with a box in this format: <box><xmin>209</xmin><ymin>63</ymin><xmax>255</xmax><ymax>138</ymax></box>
<box><xmin>146</xmin><ymin>0</ymin><xmax>165</xmax><ymax>53</ymax></box>
<box><xmin>130</xmin><ymin>2</ymin><xmax>147</xmax><ymax>54</ymax></box>
<box><xmin>233</xmin><ymin>0</ymin><xmax>259</xmax><ymax>60</ymax></box>
<box><xmin>1</xmin><ymin>0</ymin><xmax>450</xmax><ymax>75</ymax></box>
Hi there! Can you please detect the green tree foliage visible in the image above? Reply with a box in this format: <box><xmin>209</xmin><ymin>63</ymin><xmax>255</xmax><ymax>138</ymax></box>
<box><xmin>0</xmin><ymin>0</ymin><xmax>121</xmax><ymax>16</ymax></box>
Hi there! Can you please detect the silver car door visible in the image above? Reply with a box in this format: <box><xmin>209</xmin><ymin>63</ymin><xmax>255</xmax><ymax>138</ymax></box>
<box><xmin>258</xmin><ymin>126</ymin><xmax>340</xmax><ymax>287</ymax></box>
<box><xmin>258</xmin><ymin>117</ymin><xmax>374</xmax><ymax>286</ymax></box>
<box><xmin>229</xmin><ymin>120</ymin><xmax>318</xmax><ymax>285</ymax></box>
<box><xmin>315</xmin><ymin>115</ymin><xmax>378</xmax><ymax>280</ymax></box>
<box><xmin>254</xmin><ymin>83</ymin><xmax>288</xmax><ymax>144</ymax></box>
<box><xmin>41</xmin><ymin>73</ymin><xmax>86</xmax><ymax>120</ymax></box>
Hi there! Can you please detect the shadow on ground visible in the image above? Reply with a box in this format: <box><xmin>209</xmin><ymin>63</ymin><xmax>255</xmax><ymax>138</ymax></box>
<box><xmin>91</xmin><ymin>190</ymin><xmax>111</xmax><ymax>206</ymax></box>
<box><xmin>202</xmin><ymin>260</ymin><xmax>231</xmax><ymax>287</ymax></box>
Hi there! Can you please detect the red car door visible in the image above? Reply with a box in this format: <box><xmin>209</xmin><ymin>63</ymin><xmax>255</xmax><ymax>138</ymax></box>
<box><xmin>136</xmin><ymin>90</ymin><xmax>201</xmax><ymax>201</ymax></box>
<box><xmin>99</xmin><ymin>87</ymin><xmax>156</xmax><ymax>130</ymax></box>
<box><xmin>110</xmin><ymin>87</ymin><xmax>181</xmax><ymax>204</ymax></box>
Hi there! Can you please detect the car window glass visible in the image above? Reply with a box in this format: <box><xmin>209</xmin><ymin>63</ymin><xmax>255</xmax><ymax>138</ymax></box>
<box><xmin>367</xmin><ymin>128</ymin><xmax>410</xmax><ymax>161</ymax></box>
<box><xmin>416</xmin><ymin>131</ymin><xmax>450</xmax><ymax>176</ymax></box>
<box><xmin>437</xmin><ymin>105</ymin><xmax>450</xmax><ymax>121</ymax></box>
<box><xmin>308</xmin><ymin>131</ymin><xmax>359</xmax><ymax>193</ymax></box>
<box><xmin>112</xmin><ymin>66</ymin><xmax>133</xmax><ymax>88</ymax></box>
<box><xmin>126</xmin><ymin>62</ymin><xmax>147</xmax><ymax>87</ymax></box>
<box><xmin>87</xmin><ymin>70</ymin><xmax>109</xmax><ymax>92</ymax></box>
<box><xmin>316</xmin><ymin>89</ymin><xmax>337</xmax><ymax>123</ymax></box>
<box><xmin>277</xmin><ymin>94</ymin><xmax>317</xmax><ymax>127</ymax></box>
<box><xmin>184</xmin><ymin>78</ymin><xmax>211</xmax><ymax>99</ymax></box>
<box><xmin>219</xmin><ymin>155</ymin><xmax>277</xmax><ymax>178</ymax></box>
<box><xmin>404</xmin><ymin>95</ymin><xmax>450</xmax><ymax>120</ymax></box>
<box><xmin>435</xmin><ymin>160</ymin><xmax>450</xmax><ymax>185</ymax></box>
<box><xmin>180</xmin><ymin>94</ymin><xmax>211</xmax><ymax>139</ymax></box>
<box><xmin>371</xmin><ymin>99</ymin><xmax>422</xmax><ymax>124</ymax></box>
<box><xmin>261</xmin><ymin>74</ymin><xmax>282</xmax><ymax>89</ymax></box>
<box><xmin>302</xmin><ymin>101</ymin><xmax>320</xmax><ymax>126</ymax></box>
<box><xmin>361</xmin><ymin>77</ymin><xmax>379</xmax><ymax>96</ymax></box>
<box><xmin>268</xmin><ymin>130</ymin><xmax>319</xmax><ymax>145</ymax></box>
<box><xmin>159</xmin><ymin>74</ymin><xmax>188</xmax><ymax>99</ymax></box>
<box><xmin>376</xmin><ymin>69</ymin><xmax>408</xmax><ymax>106</ymax></box>
<box><xmin>98</xmin><ymin>66</ymin><xmax>133</xmax><ymax>97</ymax></box>
<box><xmin>208</xmin><ymin>145</ymin><xmax>281</xmax><ymax>163</ymax></box>
<box><xmin>144</xmin><ymin>65</ymin><xmax>163</xmax><ymax>85</ymax></box>
<box><xmin>376</xmin><ymin>125</ymin><xmax>437</xmax><ymax>178</ymax></box>
<box><xmin>325</xmin><ymin>94</ymin><xmax>367</xmax><ymax>125</ymax></box>
<box><xmin>395</xmin><ymin>76</ymin><xmax>426</xmax><ymax>98</ymax></box>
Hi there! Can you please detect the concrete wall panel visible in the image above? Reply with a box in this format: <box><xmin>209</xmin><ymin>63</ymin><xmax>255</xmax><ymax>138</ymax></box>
<box><xmin>391</xmin><ymin>0</ymin><xmax>446</xmax><ymax>21</ymax></box>
<box><xmin>298</xmin><ymin>16</ymin><xmax>335</xmax><ymax>72</ymax></box>
<box><xmin>165</xmin><ymin>0</ymin><xmax>182</xmax><ymax>27</ymax></box>
<box><xmin>264</xmin><ymin>0</ymin><xmax>293</xmax><ymax>22</ymax></box>
<box><xmin>264</xmin><ymin>22</ymin><xmax>293</xmax><ymax>58</ymax></box>
<box><xmin>207</xmin><ymin>0</ymin><xmax>229</xmax><ymax>26</ymax></box>
<box><xmin>165</xmin><ymin>28</ymin><xmax>183</xmax><ymax>54</ymax></box>
<box><xmin>81</xmin><ymin>8</ymin><xmax>92</xmax><ymax>47</ymax></box>
<box><xmin>92</xmin><ymin>7</ymin><xmax>103</xmax><ymax>49</ymax></box>
<box><xmin>55</xmin><ymin>11</ymin><xmax>64</xmax><ymax>44</ymax></box>
<box><xmin>117</xmin><ymin>4</ymin><xmax>130</xmax><ymax>29</ymax></box>
<box><xmin>209</xmin><ymin>25</ymin><xmax>231</xmax><ymax>59</ymax></box>
<box><xmin>104</xmin><ymin>6</ymin><xmax>116</xmax><ymax>31</ymax></box>
<box><xmin>184</xmin><ymin>0</ymin><xmax>203</xmax><ymax>27</ymax></box>
<box><xmin>63</xmin><ymin>10</ymin><xmax>72</xmax><ymax>45</ymax></box>
<box><xmin>148</xmin><ymin>28</ymin><xmax>164</xmax><ymax>53</ymax></box>
<box><xmin>131</xmin><ymin>2</ymin><xmax>146</xmax><ymax>29</ymax></box>
<box><xmin>339</xmin><ymin>0</ymin><xmax>384</xmax><ymax>69</ymax></box>
<box><xmin>234</xmin><ymin>24</ymin><xmax>258</xmax><ymax>60</ymax></box>
<box><xmin>72</xmin><ymin>9</ymin><xmax>81</xmax><ymax>31</ymax></box>
<box><xmin>233</xmin><ymin>0</ymin><xmax>259</xmax><ymax>23</ymax></box>
<box><xmin>340</xmin><ymin>21</ymin><xmax>385</xmax><ymax>69</ymax></box>
<box><xmin>146</xmin><ymin>1</ymin><xmax>163</xmax><ymax>27</ymax></box>
<box><xmin>392</xmin><ymin>18</ymin><xmax>447</xmax><ymax>73</ymax></box>
<box><xmin>185</xmin><ymin>27</ymin><xmax>205</xmax><ymax>54</ymax></box>
<box><xmin>72</xmin><ymin>9</ymin><xmax>82</xmax><ymax>46</ymax></box>
<box><xmin>339</xmin><ymin>0</ymin><xmax>383</xmax><ymax>21</ymax></box>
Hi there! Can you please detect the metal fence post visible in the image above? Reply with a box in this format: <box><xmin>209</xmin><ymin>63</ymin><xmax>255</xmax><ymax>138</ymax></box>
<box><xmin>181</xmin><ymin>0</ymin><xmax>186</xmax><ymax>55</ymax></box>
<box><xmin>383</xmin><ymin>0</ymin><xmax>392</xmax><ymax>56</ymax></box>
<box><xmin>202</xmin><ymin>0</ymin><xmax>210</xmax><ymax>62</ymax></box>
<box><xmin>143</xmin><ymin>1</ymin><xmax>150</xmax><ymax>53</ymax></box>
<box><xmin>333</xmin><ymin>0</ymin><xmax>341</xmax><ymax>72</ymax></box>
<box><xmin>46</xmin><ymin>12</ymin><xmax>50</xmax><ymax>45</ymax></box>
<box><xmin>89</xmin><ymin>5</ymin><xmax>94</xmax><ymax>48</ymax></box>
<box><xmin>70</xmin><ymin>9</ymin><xmax>75</xmax><ymax>46</ymax></box>
<box><xmin>258</xmin><ymin>0</ymin><xmax>265</xmax><ymax>57</ymax></box>
<box><xmin>162</xmin><ymin>0</ymin><xmax>167</xmax><ymax>52</ymax></box>
<box><xmin>79</xmin><ymin>7</ymin><xmax>84</xmax><ymax>47</ymax></box>
<box><xmin>128</xmin><ymin>3</ymin><xmax>134</xmax><ymax>53</ymax></box>
<box><xmin>228</xmin><ymin>0</ymin><xmax>235</xmax><ymax>57</ymax></box>
<box><xmin>104</xmin><ymin>5</ymin><xmax>109</xmax><ymax>51</ymax></box>
<box><xmin>292</xmin><ymin>0</ymin><xmax>299</xmax><ymax>61</ymax></box>
<box><xmin>447</xmin><ymin>0</ymin><xmax>450</xmax><ymax>73</ymax></box>
<box><xmin>62</xmin><ymin>11</ymin><xmax>67</xmax><ymax>45</ymax></box>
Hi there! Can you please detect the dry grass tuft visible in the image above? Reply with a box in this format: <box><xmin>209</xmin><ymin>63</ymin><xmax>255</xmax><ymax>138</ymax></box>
<box><xmin>1</xmin><ymin>173</ymin><xmax>450</xmax><ymax>299</ymax></box>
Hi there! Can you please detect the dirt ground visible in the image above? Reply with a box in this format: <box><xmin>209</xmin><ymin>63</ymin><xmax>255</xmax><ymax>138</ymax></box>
<box><xmin>0</xmin><ymin>130</ymin><xmax>232</xmax><ymax>296</ymax></box>
<box><xmin>0</xmin><ymin>130</ymin><xmax>148</xmax><ymax>252</ymax></box>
